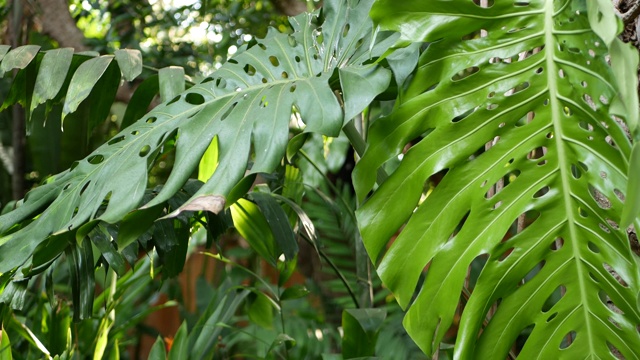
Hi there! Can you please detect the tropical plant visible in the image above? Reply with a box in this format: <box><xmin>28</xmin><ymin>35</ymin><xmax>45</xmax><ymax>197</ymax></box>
<box><xmin>1</xmin><ymin>0</ymin><xmax>639</xmax><ymax>358</ymax></box>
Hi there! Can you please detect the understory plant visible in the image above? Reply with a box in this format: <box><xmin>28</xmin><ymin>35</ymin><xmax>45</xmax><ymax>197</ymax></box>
<box><xmin>1</xmin><ymin>0</ymin><xmax>640</xmax><ymax>358</ymax></box>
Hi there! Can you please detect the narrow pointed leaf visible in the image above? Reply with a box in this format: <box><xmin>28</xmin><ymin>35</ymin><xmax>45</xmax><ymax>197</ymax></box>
<box><xmin>30</xmin><ymin>48</ymin><xmax>74</xmax><ymax>115</ymax></box>
<box><xmin>0</xmin><ymin>45</ymin><xmax>40</xmax><ymax>77</ymax></box>
<box><xmin>62</xmin><ymin>56</ymin><xmax>115</xmax><ymax>121</ymax></box>
<box><xmin>158</xmin><ymin>66</ymin><xmax>185</xmax><ymax>103</ymax></box>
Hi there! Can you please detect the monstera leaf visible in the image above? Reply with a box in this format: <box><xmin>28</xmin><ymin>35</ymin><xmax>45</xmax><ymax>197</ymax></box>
<box><xmin>0</xmin><ymin>0</ymin><xmax>390</xmax><ymax>275</ymax></box>
<box><xmin>354</xmin><ymin>0</ymin><xmax>640</xmax><ymax>358</ymax></box>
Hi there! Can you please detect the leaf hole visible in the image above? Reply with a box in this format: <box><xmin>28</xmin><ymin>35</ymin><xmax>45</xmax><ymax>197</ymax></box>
<box><xmin>542</xmin><ymin>285</ymin><xmax>565</xmax><ymax>312</ymax></box>
<box><xmin>583</xmin><ymin>94</ymin><xmax>597</xmax><ymax>111</ymax></box>
<box><xmin>486</xmin><ymin>103</ymin><xmax>498</xmax><ymax>110</ymax></box>
<box><xmin>511</xmin><ymin>324</ymin><xmax>534</xmax><ymax>355</ymax></box>
<box><xmin>259</xmin><ymin>96</ymin><xmax>268</xmax><ymax>108</ymax></box>
<box><xmin>88</xmin><ymin>154</ymin><xmax>104</xmax><ymax>164</ymax></box>
<box><xmin>571</xmin><ymin>164</ymin><xmax>582</xmax><ymax>179</ymax></box>
<box><xmin>167</xmin><ymin>96</ymin><xmax>180</xmax><ymax>106</ymax></box>
<box><xmin>521</xmin><ymin>260</ymin><xmax>545</xmax><ymax>285</ymax></box>
<box><xmin>289</xmin><ymin>84</ymin><xmax>296</xmax><ymax>93</ymax></box>
<box><xmin>589</xmin><ymin>185</ymin><xmax>611</xmax><ymax>209</ymax></box>
<box><xmin>546</xmin><ymin>312</ymin><xmax>558</xmax><ymax>322</ymax></box>
<box><xmin>604</xmin><ymin>263</ymin><xmax>629</xmax><ymax>287</ymax></box>
<box><xmin>108</xmin><ymin>136</ymin><xmax>125</xmax><ymax>145</ymax></box>
<box><xmin>262</xmin><ymin>78</ymin><xmax>268</xmax><ymax>84</ymax></box>
<box><xmin>599</xmin><ymin>95</ymin><xmax>609</xmax><ymax>105</ymax></box>
<box><xmin>70</xmin><ymin>161</ymin><xmax>79</xmax><ymax>171</ymax></box>
<box><xmin>505</xmin><ymin>82</ymin><xmax>530</xmax><ymax>97</ymax></box>
<box><xmin>607</xmin><ymin>342</ymin><xmax>624</xmax><ymax>359</ymax></box>
<box><xmin>605</xmin><ymin>135</ymin><xmax>617</xmax><ymax>149</ymax></box>
<box><xmin>535</xmin><ymin>67</ymin><xmax>544</xmax><ymax>74</ymax></box>
<box><xmin>462</xmin><ymin>29</ymin><xmax>486</xmax><ymax>40</ymax></box>
<box><xmin>578</xmin><ymin>121</ymin><xmax>594</xmax><ymax>131</ymax></box>
<box><xmin>599</xmin><ymin>222</ymin><xmax>611</xmax><ymax>233</ymax></box>
<box><xmin>529</xmin><ymin>146</ymin><xmax>546</xmax><ymax>159</ymax></box>
<box><xmin>514</xmin><ymin>1</ymin><xmax>530</xmax><ymax>6</ymax></box>
<box><xmin>342</xmin><ymin>23</ymin><xmax>350</xmax><ymax>37</ymax></box>
<box><xmin>221</xmin><ymin>102</ymin><xmax>238</xmax><ymax>120</ymax></box>
<box><xmin>589</xmin><ymin>272</ymin><xmax>599</xmax><ymax>283</ymax></box>
<box><xmin>608</xmin><ymin>318</ymin><xmax>622</xmax><ymax>330</ymax></box>
<box><xmin>546</xmin><ymin>131</ymin><xmax>554</xmax><ymax>139</ymax></box>
<box><xmin>497</xmin><ymin>246</ymin><xmax>514</xmax><ymax>261</ymax></box>
<box><xmin>269</xmin><ymin>56</ymin><xmax>280</xmax><ymax>67</ymax></box>
<box><xmin>185</xmin><ymin>93</ymin><xmax>205</xmax><ymax>105</ymax></box>
<box><xmin>295</xmin><ymin>55</ymin><xmax>301</xmax><ymax>63</ymax></box>
<box><xmin>63</xmin><ymin>183</ymin><xmax>72</xmax><ymax>191</ymax></box>
<box><xmin>287</xmin><ymin>35</ymin><xmax>297</xmax><ymax>47</ymax></box>
<box><xmin>281</xmin><ymin>71</ymin><xmax>289</xmax><ymax>79</ymax></box>
<box><xmin>563</xmin><ymin>106</ymin><xmax>572</xmax><ymax>116</ymax></box>
<box><xmin>216</xmin><ymin>78</ymin><xmax>227</xmax><ymax>87</ymax></box>
<box><xmin>131</xmin><ymin>130</ymin><xmax>139</xmax><ymax>135</ymax></box>
<box><xmin>559</xmin><ymin>331</ymin><xmax>576</xmax><ymax>349</ymax></box>
<box><xmin>550</xmin><ymin>238</ymin><xmax>564</xmax><ymax>251</ymax></box>
<box><xmin>537</xmin><ymin>159</ymin><xmax>548</xmax><ymax>166</ymax></box>
<box><xmin>533</xmin><ymin>186</ymin><xmax>550</xmax><ymax>198</ymax></box>
<box><xmin>139</xmin><ymin>145</ymin><xmax>151</xmax><ymax>157</ymax></box>
<box><xmin>80</xmin><ymin>181</ymin><xmax>91</xmax><ymax>195</ymax></box>
<box><xmin>201</xmin><ymin>77</ymin><xmax>214</xmax><ymax>83</ymax></box>
<box><xmin>451</xmin><ymin>66</ymin><xmax>480</xmax><ymax>81</ymax></box>
<box><xmin>614</xmin><ymin>189</ymin><xmax>625</xmax><ymax>202</ymax></box>
<box><xmin>452</xmin><ymin>106</ymin><xmax>478</xmax><ymax>123</ymax></box>
<box><xmin>578</xmin><ymin>207</ymin><xmax>588</xmax><ymax>217</ymax></box>
<box><xmin>588</xmin><ymin>241</ymin><xmax>600</xmax><ymax>253</ymax></box>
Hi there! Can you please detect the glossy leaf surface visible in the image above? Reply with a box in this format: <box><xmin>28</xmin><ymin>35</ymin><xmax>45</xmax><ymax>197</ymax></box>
<box><xmin>355</xmin><ymin>0</ymin><xmax>640</xmax><ymax>358</ymax></box>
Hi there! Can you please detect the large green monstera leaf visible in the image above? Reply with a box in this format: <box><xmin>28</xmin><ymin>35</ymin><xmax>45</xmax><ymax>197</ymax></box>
<box><xmin>0</xmin><ymin>0</ymin><xmax>390</xmax><ymax>274</ymax></box>
<box><xmin>354</xmin><ymin>0</ymin><xmax>640</xmax><ymax>358</ymax></box>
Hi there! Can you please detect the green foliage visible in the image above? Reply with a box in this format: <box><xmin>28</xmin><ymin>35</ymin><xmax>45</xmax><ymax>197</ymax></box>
<box><xmin>1</xmin><ymin>0</ymin><xmax>639</xmax><ymax>358</ymax></box>
<box><xmin>354</xmin><ymin>0</ymin><xmax>640</xmax><ymax>358</ymax></box>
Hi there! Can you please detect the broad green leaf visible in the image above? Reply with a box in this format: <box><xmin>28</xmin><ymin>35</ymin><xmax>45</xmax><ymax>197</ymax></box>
<box><xmin>62</xmin><ymin>55</ymin><xmax>115</xmax><ymax>122</ymax></box>
<box><xmin>114</xmin><ymin>49</ymin><xmax>142</xmax><ymax>81</ymax></box>
<box><xmin>356</xmin><ymin>0</ymin><xmax>640</xmax><ymax>358</ymax></box>
<box><xmin>30</xmin><ymin>48</ymin><xmax>74</xmax><ymax>116</ymax></box>
<box><xmin>622</xmin><ymin>142</ymin><xmax>640</xmax><ymax>227</ymax></box>
<box><xmin>0</xmin><ymin>57</ymin><xmax>38</xmax><ymax>113</ymax></box>
<box><xmin>247</xmin><ymin>291</ymin><xmax>275</xmax><ymax>329</ymax></box>
<box><xmin>342</xmin><ymin>308</ymin><xmax>385</xmax><ymax>359</ymax></box>
<box><xmin>0</xmin><ymin>0</ymin><xmax>385</xmax><ymax>275</ymax></box>
<box><xmin>158</xmin><ymin>66</ymin><xmax>185</xmax><ymax>103</ymax></box>
<box><xmin>231</xmin><ymin>198</ymin><xmax>278</xmax><ymax>266</ymax></box>
<box><xmin>0</xmin><ymin>45</ymin><xmax>40</xmax><ymax>77</ymax></box>
<box><xmin>339</xmin><ymin>65</ymin><xmax>391</xmax><ymax>122</ymax></box>
<box><xmin>0</xmin><ymin>326</ymin><xmax>11</xmax><ymax>360</ymax></box>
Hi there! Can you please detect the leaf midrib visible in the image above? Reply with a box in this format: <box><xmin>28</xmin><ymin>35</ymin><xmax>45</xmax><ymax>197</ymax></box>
<box><xmin>544</xmin><ymin>0</ymin><xmax>596</xmax><ymax>355</ymax></box>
